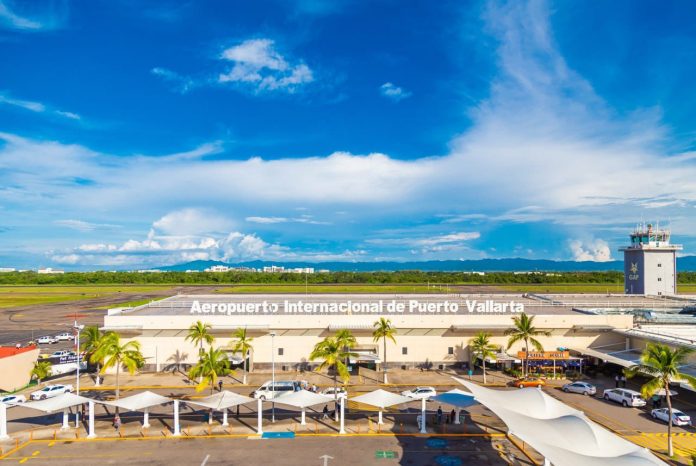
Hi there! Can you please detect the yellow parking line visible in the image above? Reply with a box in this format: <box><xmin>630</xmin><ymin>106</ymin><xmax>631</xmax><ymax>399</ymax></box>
<box><xmin>18</xmin><ymin>459</ymin><xmax>27</xmax><ymax>464</ymax></box>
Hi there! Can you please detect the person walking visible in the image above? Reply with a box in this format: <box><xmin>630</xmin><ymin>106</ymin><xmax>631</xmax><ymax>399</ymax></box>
<box><xmin>322</xmin><ymin>405</ymin><xmax>329</xmax><ymax>419</ymax></box>
<box><xmin>436</xmin><ymin>406</ymin><xmax>443</xmax><ymax>425</ymax></box>
<box><xmin>218</xmin><ymin>380</ymin><xmax>223</xmax><ymax>392</ymax></box>
<box><xmin>614</xmin><ymin>374</ymin><xmax>620</xmax><ymax>388</ymax></box>
<box><xmin>621</xmin><ymin>375</ymin><xmax>627</xmax><ymax>388</ymax></box>
<box><xmin>113</xmin><ymin>414</ymin><xmax>121</xmax><ymax>431</ymax></box>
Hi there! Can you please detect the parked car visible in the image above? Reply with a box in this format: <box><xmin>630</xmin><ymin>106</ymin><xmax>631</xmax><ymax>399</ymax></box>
<box><xmin>252</xmin><ymin>381</ymin><xmax>298</xmax><ymax>400</ymax></box>
<box><xmin>651</xmin><ymin>408</ymin><xmax>692</xmax><ymax>427</ymax></box>
<box><xmin>36</xmin><ymin>336</ymin><xmax>58</xmax><ymax>345</ymax></box>
<box><xmin>603</xmin><ymin>388</ymin><xmax>647</xmax><ymax>407</ymax></box>
<box><xmin>30</xmin><ymin>384</ymin><xmax>74</xmax><ymax>400</ymax></box>
<box><xmin>562</xmin><ymin>382</ymin><xmax>597</xmax><ymax>396</ymax></box>
<box><xmin>321</xmin><ymin>387</ymin><xmax>347</xmax><ymax>399</ymax></box>
<box><xmin>54</xmin><ymin>333</ymin><xmax>75</xmax><ymax>341</ymax></box>
<box><xmin>49</xmin><ymin>350</ymin><xmax>76</xmax><ymax>358</ymax></box>
<box><xmin>513</xmin><ymin>377</ymin><xmax>546</xmax><ymax>389</ymax></box>
<box><xmin>0</xmin><ymin>395</ymin><xmax>26</xmax><ymax>405</ymax></box>
<box><xmin>401</xmin><ymin>386</ymin><xmax>437</xmax><ymax>400</ymax></box>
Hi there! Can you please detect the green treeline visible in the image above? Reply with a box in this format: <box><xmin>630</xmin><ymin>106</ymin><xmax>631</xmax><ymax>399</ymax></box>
<box><xmin>1</xmin><ymin>270</ymin><xmax>695</xmax><ymax>285</ymax></box>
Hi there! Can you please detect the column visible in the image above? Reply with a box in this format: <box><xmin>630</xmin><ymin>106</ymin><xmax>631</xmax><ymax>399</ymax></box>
<box><xmin>62</xmin><ymin>409</ymin><xmax>70</xmax><ymax>429</ymax></box>
<box><xmin>173</xmin><ymin>400</ymin><xmax>180</xmax><ymax>436</ymax></box>
<box><xmin>339</xmin><ymin>397</ymin><xmax>346</xmax><ymax>434</ymax></box>
<box><xmin>420</xmin><ymin>398</ymin><xmax>427</xmax><ymax>434</ymax></box>
<box><xmin>0</xmin><ymin>402</ymin><xmax>8</xmax><ymax>440</ymax></box>
<box><xmin>378</xmin><ymin>409</ymin><xmax>383</xmax><ymax>425</ymax></box>
<box><xmin>222</xmin><ymin>409</ymin><xmax>229</xmax><ymax>427</ymax></box>
<box><xmin>543</xmin><ymin>458</ymin><xmax>551</xmax><ymax>466</ymax></box>
<box><xmin>143</xmin><ymin>407</ymin><xmax>150</xmax><ymax>429</ymax></box>
<box><xmin>257</xmin><ymin>398</ymin><xmax>263</xmax><ymax>435</ymax></box>
<box><xmin>454</xmin><ymin>408</ymin><xmax>460</xmax><ymax>425</ymax></box>
<box><xmin>301</xmin><ymin>407</ymin><xmax>306</xmax><ymax>425</ymax></box>
<box><xmin>87</xmin><ymin>401</ymin><xmax>96</xmax><ymax>438</ymax></box>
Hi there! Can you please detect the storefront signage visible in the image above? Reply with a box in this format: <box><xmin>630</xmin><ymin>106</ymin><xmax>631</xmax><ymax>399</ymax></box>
<box><xmin>190</xmin><ymin>299</ymin><xmax>525</xmax><ymax>315</ymax></box>
<box><xmin>517</xmin><ymin>351</ymin><xmax>570</xmax><ymax>360</ymax></box>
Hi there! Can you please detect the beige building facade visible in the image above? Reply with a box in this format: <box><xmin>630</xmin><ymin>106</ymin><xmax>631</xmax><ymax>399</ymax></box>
<box><xmin>103</xmin><ymin>294</ymin><xmax>637</xmax><ymax>372</ymax></box>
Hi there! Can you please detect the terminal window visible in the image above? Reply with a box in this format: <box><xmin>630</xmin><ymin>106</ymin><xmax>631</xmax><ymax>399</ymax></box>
<box><xmin>658</xmin><ymin>263</ymin><xmax>662</xmax><ymax>267</ymax></box>
<box><xmin>278</xmin><ymin>348</ymin><xmax>284</xmax><ymax>356</ymax></box>
<box><xmin>657</xmin><ymin>278</ymin><xmax>662</xmax><ymax>281</ymax></box>
<box><xmin>448</xmin><ymin>347</ymin><xmax>454</xmax><ymax>355</ymax></box>
<box><xmin>402</xmin><ymin>347</ymin><xmax>408</xmax><ymax>355</ymax></box>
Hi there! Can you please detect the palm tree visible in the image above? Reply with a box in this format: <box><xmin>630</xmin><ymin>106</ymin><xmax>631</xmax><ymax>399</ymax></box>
<box><xmin>31</xmin><ymin>360</ymin><xmax>52</xmax><ymax>385</ymax></box>
<box><xmin>505</xmin><ymin>313</ymin><xmax>550</xmax><ymax>377</ymax></box>
<box><xmin>186</xmin><ymin>321</ymin><xmax>215</xmax><ymax>358</ymax></box>
<box><xmin>80</xmin><ymin>325</ymin><xmax>107</xmax><ymax>385</ymax></box>
<box><xmin>372</xmin><ymin>318</ymin><xmax>397</xmax><ymax>384</ymax></box>
<box><xmin>231</xmin><ymin>328</ymin><xmax>253</xmax><ymax>385</ymax></box>
<box><xmin>188</xmin><ymin>347</ymin><xmax>232</xmax><ymax>394</ymax></box>
<box><xmin>334</xmin><ymin>329</ymin><xmax>357</xmax><ymax>369</ymax></box>
<box><xmin>310</xmin><ymin>337</ymin><xmax>355</xmax><ymax>421</ymax></box>
<box><xmin>92</xmin><ymin>332</ymin><xmax>144</xmax><ymax>411</ymax></box>
<box><xmin>470</xmin><ymin>332</ymin><xmax>498</xmax><ymax>384</ymax></box>
<box><xmin>626</xmin><ymin>343</ymin><xmax>696</xmax><ymax>457</ymax></box>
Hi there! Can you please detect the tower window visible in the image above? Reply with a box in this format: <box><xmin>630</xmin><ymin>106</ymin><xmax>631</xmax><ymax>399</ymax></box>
<box><xmin>402</xmin><ymin>347</ymin><xmax>408</xmax><ymax>355</ymax></box>
<box><xmin>657</xmin><ymin>278</ymin><xmax>662</xmax><ymax>282</ymax></box>
<box><xmin>448</xmin><ymin>347</ymin><xmax>454</xmax><ymax>355</ymax></box>
<box><xmin>657</xmin><ymin>263</ymin><xmax>662</xmax><ymax>267</ymax></box>
<box><xmin>278</xmin><ymin>348</ymin><xmax>284</xmax><ymax>356</ymax></box>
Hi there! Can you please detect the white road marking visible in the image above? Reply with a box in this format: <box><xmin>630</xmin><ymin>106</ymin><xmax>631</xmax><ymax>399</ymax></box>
<box><xmin>201</xmin><ymin>454</ymin><xmax>210</xmax><ymax>466</ymax></box>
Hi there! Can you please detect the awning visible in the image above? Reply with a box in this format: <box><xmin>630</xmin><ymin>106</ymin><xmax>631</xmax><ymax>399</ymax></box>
<box><xmin>349</xmin><ymin>352</ymin><xmax>382</xmax><ymax>364</ymax></box>
<box><xmin>101</xmin><ymin>391</ymin><xmax>172</xmax><ymax>412</ymax></box>
<box><xmin>184</xmin><ymin>391</ymin><xmax>254</xmax><ymax>410</ymax></box>
<box><xmin>569</xmin><ymin>347</ymin><xmax>640</xmax><ymax>368</ymax></box>
<box><xmin>273</xmin><ymin>390</ymin><xmax>334</xmax><ymax>409</ymax></box>
<box><xmin>328</xmin><ymin>323</ymin><xmax>376</xmax><ymax>330</ymax></box>
<box><xmin>571</xmin><ymin>324</ymin><xmax>615</xmax><ymax>331</ymax></box>
<box><xmin>455</xmin><ymin>379</ymin><xmax>665</xmax><ymax>466</ymax></box>
<box><xmin>23</xmin><ymin>393</ymin><xmax>93</xmax><ymax>413</ymax></box>
<box><xmin>350</xmin><ymin>389</ymin><xmax>412</xmax><ymax>409</ymax></box>
<box><xmin>431</xmin><ymin>389</ymin><xmax>477</xmax><ymax>408</ymax></box>
<box><xmin>451</xmin><ymin>324</ymin><xmax>512</xmax><ymax>331</ymax></box>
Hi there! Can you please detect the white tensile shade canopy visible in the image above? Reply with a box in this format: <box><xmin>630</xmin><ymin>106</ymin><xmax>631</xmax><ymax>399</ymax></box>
<box><xmin>20</xmin><ymin>393</ymin><xmax>96</xmax><ymax>437</ymax></box>
<box><xmin>184</xmin><ymin>391</ymin><xmax>256</xmax><ymax>427</ymax></box>
<box><xmin>273</xmin><ymin>390</ymin><xmax>334</xmax><ymax>426</ymax></box>
<box><xmin>455</xmin><ymin>378</ymin><xmax>666</xmax><ymax>466</ymax></box>
<box><xmin>350</xmin><ymin>389</ymin><xmax>412</xmax><ymax>425</ymax></box>
<box><xmin>101</xmin><ymin>390</ymin><xmax>172</xmax><ymax>431</ymax></box>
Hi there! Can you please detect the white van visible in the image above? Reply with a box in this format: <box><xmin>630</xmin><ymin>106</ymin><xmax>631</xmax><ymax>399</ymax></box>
<box><xmin>603</xmin><ymin>388</ymin><xmax>647</xmax><ymax>407</ymax></box>
<box><xmin>252</xmin><ymin>381</ymin><xmax>298</xmax><ymax>400</ymax></box>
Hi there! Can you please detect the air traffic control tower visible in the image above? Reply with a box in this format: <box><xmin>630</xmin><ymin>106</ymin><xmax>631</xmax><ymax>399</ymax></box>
<box><xmin>620</xmin><ymin>223</ymin><xmax>681</xmax><ymax>295</ymax></box>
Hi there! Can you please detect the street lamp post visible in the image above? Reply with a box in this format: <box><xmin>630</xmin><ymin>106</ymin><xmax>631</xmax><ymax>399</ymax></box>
<box><xmin>74</xmin><ymin>321</ymin><xmax>84</xmax><ymax>428</ymax></box>
<box><xmin>270</xmin><ymin>331</ymin><xmax>276</xmax><ymax>423</ymax></box>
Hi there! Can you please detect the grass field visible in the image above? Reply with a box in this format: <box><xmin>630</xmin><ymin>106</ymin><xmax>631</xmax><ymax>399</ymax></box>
<box><xmin>214</xmin><ymin>284</ymin><xmax>442</xmax><ymax>294</ymax></box>
<box><xmin>498</xmin><ymin>284</ymin><xmax>626</xmax><ymax>293</ymax></box>
<box><xmin>0</xmin><ymin>285</ymin><xmax>177</xmax><ymax>309</ymax></box>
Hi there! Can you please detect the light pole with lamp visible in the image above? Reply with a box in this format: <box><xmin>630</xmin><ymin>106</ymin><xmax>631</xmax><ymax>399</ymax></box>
<box><xmin>270</xmin><ymin>331</ymin><xmax>276</xmax><ymax>423</ymax></box>
<box><xmin>73</xmin><ymin>321</ymin><xmax>84</xmax><ymax>428</ymax></box>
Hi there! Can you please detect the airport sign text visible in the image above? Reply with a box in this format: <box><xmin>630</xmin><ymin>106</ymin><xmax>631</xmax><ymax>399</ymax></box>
<box><xmin>190</xmin><ymin>299</ymin><xmax>524</xmax><ymax>315</ymax></box>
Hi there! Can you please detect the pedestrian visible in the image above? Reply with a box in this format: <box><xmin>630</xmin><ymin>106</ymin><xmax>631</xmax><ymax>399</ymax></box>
<box><xmin>450</xmin><ymin>409</ymin><xmax>457</xmax><ymax>424</ymax></box>
<box><xmin>651</xmin><ymin>394</ymin><xmax>660</xmax><ymax>409</ymax></box>
<box><xmin>113</xmin><ymin>414</ymin><xmax>121</xmax><ymax>430</ymax></box>
<box><xmin>322</xmin><ymin>405</ymin><xmax>329</xmax><ymax>419</ymax></box>
<box><xmin>218</xmin><ymin>380</ymin><xmax>223</xmax><ymax>392</ymax></box>
<box><xmin>614</xmin><ymin>375</ymin><xmax>620</xmax><ymax>388</ymax></box>
<box><xmin>437</xmin><ymin>406</ymin><xmax>443</xmax><ymax>425</ymax></box>
<box><xmin>621</xmin><ymin>375</ymin><xmax>627</xmax><ymax>388</ymax></box>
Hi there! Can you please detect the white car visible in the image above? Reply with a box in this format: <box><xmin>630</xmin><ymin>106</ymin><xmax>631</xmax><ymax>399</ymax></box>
<box><xmin>36</xmin><ymin>336</ymin><xmax>58</xmax><ymax>345</ymax></box>
<box><xmin>0</xmin><ymin>395</ymin><xmax>26</xmax><ymax>405</ymax></box>
<box><xmin>603</xmin><ymin>388</ymin><xmax>647</xmax><ymax>407</ymax></box>
<box><xmin>562</xmin><ymin>382</ymin><xmax>597</xmax><ymax>396</ymax></box>
<box><xmin>401</xmin><ymin>386</ymin><xmax>437</xmax><ymax>400</ymax></box>
<box><xmin>651</xmin><ymin>408</ymin><xmax>692</xmax><ymax>427</ymax></box>
<box><xmin>30</xmin><ymin>384</ymin><xmax>74</xmax><ymax>400</ymax></box>
<box><xmin>49</xmin><ymin>350</ymin><xmax>76</xmax><ymax>358</ymax></box>
<box><xmin>54</xmin><ymin>333</ymin><xmax>75</xmax><ymax>341</ymax></box>
<box><xmin>321</xmin><ymin>387</ymin><xmax>347</xmax><ymax>399</ymax></box>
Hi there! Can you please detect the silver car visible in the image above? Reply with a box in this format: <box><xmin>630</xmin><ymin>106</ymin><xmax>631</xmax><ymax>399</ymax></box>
<box><xmin>562</xmin><ymin>382</ymin><xmax>597</xmax><ymax>396</ymax></box>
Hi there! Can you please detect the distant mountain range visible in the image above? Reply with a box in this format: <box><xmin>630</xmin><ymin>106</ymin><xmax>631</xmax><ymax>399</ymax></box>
<box><xmin>157</xmin><ymin>256</ymin><xmax>696</xmax><ymax>272</ymax></box>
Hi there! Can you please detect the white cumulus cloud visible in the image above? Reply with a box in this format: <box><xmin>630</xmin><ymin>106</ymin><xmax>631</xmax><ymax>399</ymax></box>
<box><xmin>568</xmin><ymin>239</ymin><xmax>613</xmax><ymax>262</ymax></box>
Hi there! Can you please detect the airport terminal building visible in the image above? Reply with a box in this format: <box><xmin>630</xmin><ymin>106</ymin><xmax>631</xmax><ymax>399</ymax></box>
<box><xmin>101</xmin><ymin>293</ymin><xmax>681</xmax><ymax>373</ymax></box>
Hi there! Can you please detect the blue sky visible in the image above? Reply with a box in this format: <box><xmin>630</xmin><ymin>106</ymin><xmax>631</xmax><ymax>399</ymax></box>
<box><xmin>1</xmin><ymin>0</ymin><xmax>696</xmax><ymax>270</ymax></box>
